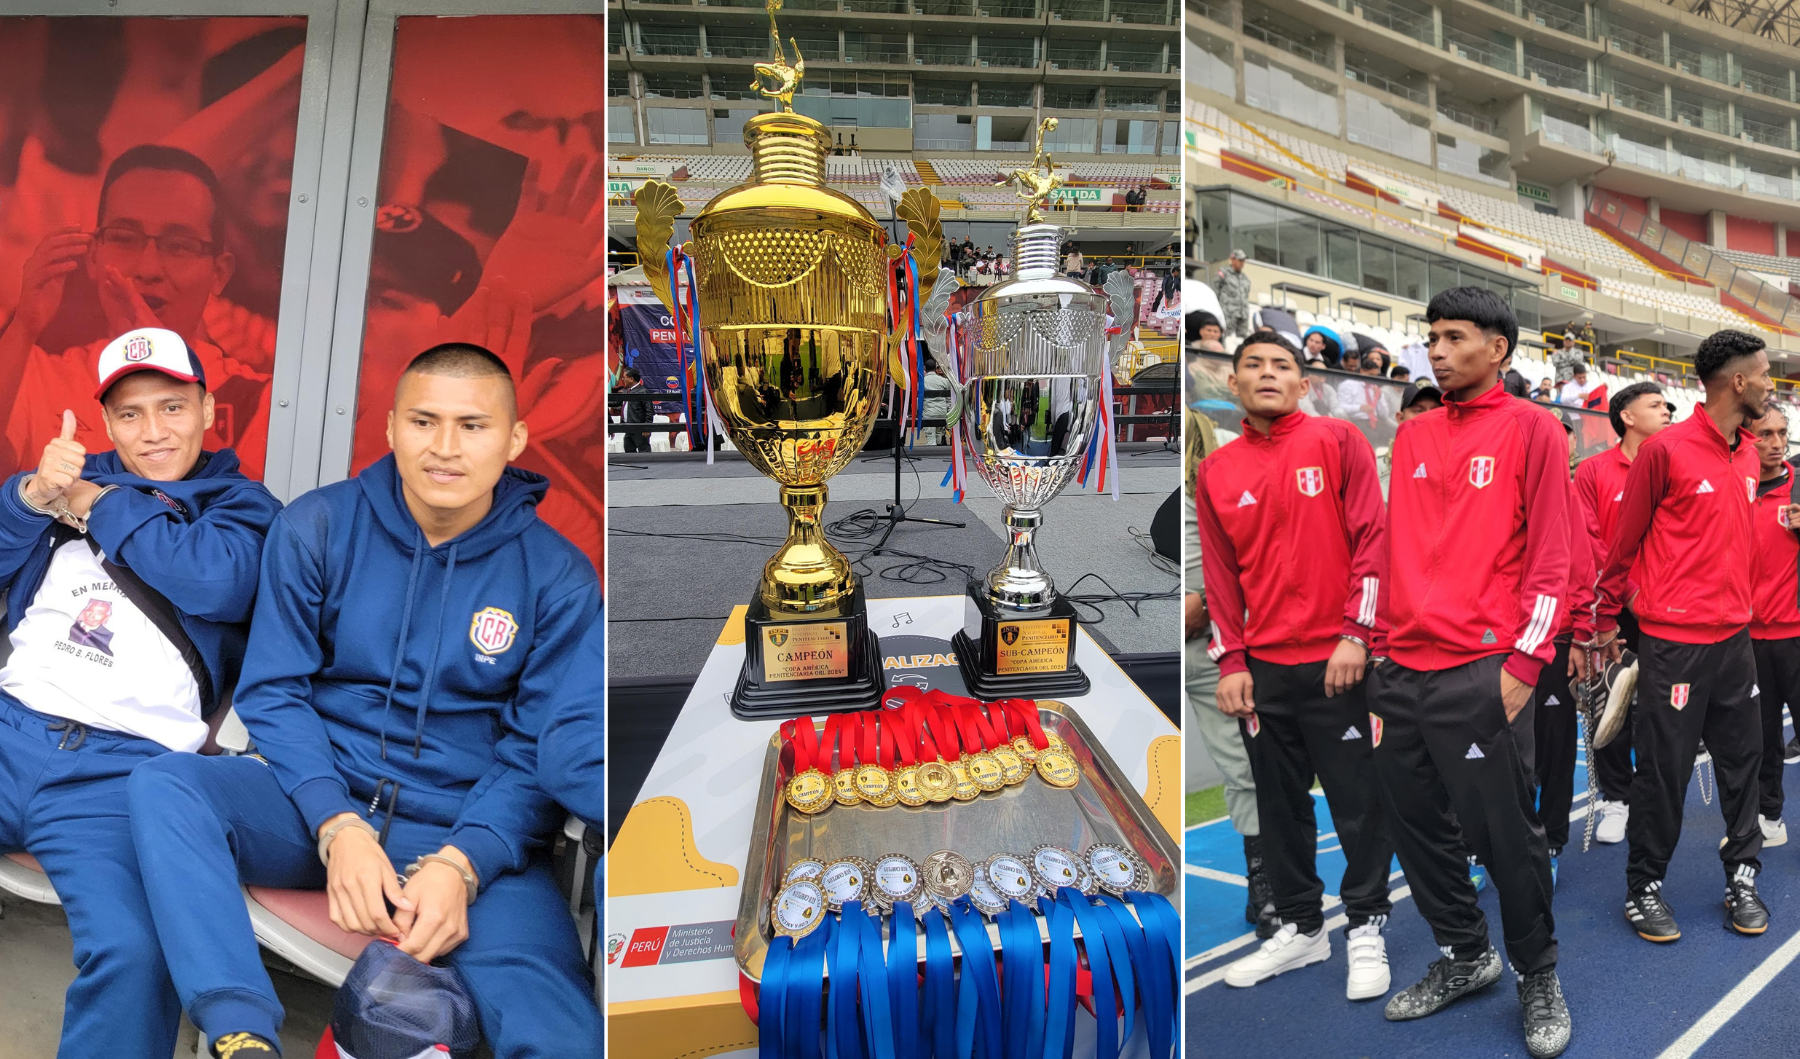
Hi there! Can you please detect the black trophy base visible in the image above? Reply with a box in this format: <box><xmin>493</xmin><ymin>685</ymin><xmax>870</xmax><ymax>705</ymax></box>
<box><xmin>730</xmin><ymin>584</ymin><xmax>886</xmax><ymax>719</ymax></box>
<box><xmin>952</xmin><ymin>584</ymin><xmax>1090</xmax><ymax>699</ymax></box>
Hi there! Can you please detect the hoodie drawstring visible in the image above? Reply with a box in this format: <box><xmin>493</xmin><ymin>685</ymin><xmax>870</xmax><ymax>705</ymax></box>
<box><xmin>413</xmin><ymin>544</ymin><xmax>458</xmax><ymax>757</ymax></box>
<box><xmin>378</xmin><ymin>531</ymin><xmax>427</xmax><ymax>762</ymax></box>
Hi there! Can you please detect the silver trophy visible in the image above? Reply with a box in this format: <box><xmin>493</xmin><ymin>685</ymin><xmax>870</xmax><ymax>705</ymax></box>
<box><xmin>940</xmin><ymin>219</ymin><xmax>1138</xmax><ymax>696</ymax></box>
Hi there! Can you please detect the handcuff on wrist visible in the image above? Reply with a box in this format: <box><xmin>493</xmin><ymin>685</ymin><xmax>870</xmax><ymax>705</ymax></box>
<box><xmin>405</xmin><ymin>852</ymin><xmax>480</xmax><ymax>905</ymax></box>
<box><xmin>18</xmin><ymin>476</ymin><xmax>117</xmax><ymax>534</ymax></box>
<box><xmin>317</xmin><ymin>816</ymin><xmax>380</xmax><ymax>867</ymax></box>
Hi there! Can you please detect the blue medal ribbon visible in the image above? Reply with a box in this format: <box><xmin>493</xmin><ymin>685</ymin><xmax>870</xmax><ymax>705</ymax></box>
<box><xmin>829</xmin><ymin>905</ymin><xmax>865</xmax><ymax>1059</ymax></box>
<box><xmin>856</xmin><ymin>905</ymin><xmax>897</xmax><ymax>1059</ymax></box>
<box><xmin>790</xmin><ymin>918</ymin><xmax>835</xmax><ymax>1059</ymax></box>
<box><xmin>1124</xmin><ymin>891</ymin><xmax>1180</xmax><ymax>1059</ymax></box>
<box><xmin>887</xmin><ymin>902</ymin><xmax>921</xmax><ymax>1059</ymax></box>
<box><xmin>1041</xmin><ymin>891</ymin><xmax>1079</xmax><ymax>1059</ymax></box>
<box><xmin>1094</xmin><ymin>896</ymin><xmax>1150</xmax><ymax>1053</ymax></box>
<box><xmin>922</xmin><ymin>909</ymin><xmax>957</xmax><ymax>1059</ymax></box>
<box><xmin>761</xmin><ymin>936</ymin><xmax>794</xmax><ymax>1059</ymax></box>
<box><xmin>998</xmin><ymin>901</ymin><xmax>1044</xmax><ymax>1059</ymax></box>
<box><xmin>1062</xmin><ymin>891</ymin><xmax>1120</xmax><ymax>1059</ymax></box>
<box><xmin>948</xmin><ymin>899</ymin><xmax>1003</xmax><ymax>1059</ymax></box>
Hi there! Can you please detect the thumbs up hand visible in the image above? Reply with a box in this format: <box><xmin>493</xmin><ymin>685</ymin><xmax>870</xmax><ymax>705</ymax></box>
<box><xmin>26</xmin><ymin>410</ymin><xmax>87</xmax><ymax>510</ymax></box>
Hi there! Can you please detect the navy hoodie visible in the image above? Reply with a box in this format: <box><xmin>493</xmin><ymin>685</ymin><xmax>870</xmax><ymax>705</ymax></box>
<box><xmin>235</xmin><ymin>455</ymin><xmax>599</xmax><ymax>884</ymax></box>
<box><xmin>538</xmin><ymin>618</ymin><xmax>602</xmax><ymax>830</ymax></box>
<box><xmin>0</xmin><ymin>450</ymin><xmax>280</xmax><ymax>713</ymax></box>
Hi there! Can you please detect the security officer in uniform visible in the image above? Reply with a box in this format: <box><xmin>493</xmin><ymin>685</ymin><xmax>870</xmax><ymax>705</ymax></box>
<box><xmin>1215</xmin><ymin>248</ymin><xmax>1253</xmax><ymax>339</ymax></box>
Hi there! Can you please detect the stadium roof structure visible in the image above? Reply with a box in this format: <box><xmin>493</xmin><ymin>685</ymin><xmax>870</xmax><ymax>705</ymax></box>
<box><xmin>1681</xmin><ymin>0</ymin><xmax>1800</xmax><ymax>45</ymax></box>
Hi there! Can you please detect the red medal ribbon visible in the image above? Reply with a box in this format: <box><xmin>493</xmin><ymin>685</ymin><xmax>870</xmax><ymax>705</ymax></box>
<box><xmin>1000</xmin><ymin>699</ymin><xmax>1049</xmax><ymax>750</ymax></box>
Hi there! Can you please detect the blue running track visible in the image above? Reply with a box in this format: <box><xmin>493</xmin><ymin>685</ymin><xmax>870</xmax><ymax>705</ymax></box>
<box><xmin>1186</xmin><ymin>712</ymin><xmax>1800</xmax><ymax>1058</ymax></box>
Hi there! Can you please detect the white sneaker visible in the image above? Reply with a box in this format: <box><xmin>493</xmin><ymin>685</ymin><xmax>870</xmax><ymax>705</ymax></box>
<box><xmin>1762</xmin><ymin>815</ymin><xmax>1788</xmax><ymax>847</ymax></box>
<box><xmin>1344</xmin><ymin>921</ymin><xmax>1390</xmax><ymax>1000</ymax></box>
<box><xmin>1223</xmin><ymin>921</ymin><xmax>1330</xmax><ymax>988</ymax></box>
<box><xmin>1595</xmin><ymin>799</ymin><xmax>1628</xmax><ymax>845</ymax></box>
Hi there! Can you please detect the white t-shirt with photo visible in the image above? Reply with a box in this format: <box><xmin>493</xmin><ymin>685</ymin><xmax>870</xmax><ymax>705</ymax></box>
<box><xmin>0</xmin><ymin>538</ymin><xmax>205</xmax><ymax>752</ymax></box>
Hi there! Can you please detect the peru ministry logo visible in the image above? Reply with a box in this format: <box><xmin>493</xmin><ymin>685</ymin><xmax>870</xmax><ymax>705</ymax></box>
<box><xmin>469</xmin><ymin>606</ymin><xmax>519</xmax><ymax>656</ymax></box>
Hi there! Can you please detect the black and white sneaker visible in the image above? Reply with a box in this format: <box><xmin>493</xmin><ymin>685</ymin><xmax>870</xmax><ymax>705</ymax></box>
<box><xmin>1592</xmin><ymin>650</ymin><xmax>1637</xmax><ymax>749</ymax></box>
<box><xmin>1625</xmin><ymin>882</ymin><xmax>1680</xmax><ymax>943</ymax></box>
<box><xmin>1383</xmin><ymin>945</ymin><xmax>1502</xmax><ymax>1021</ymax></box>
<box><xmin>1787</xmin><ymin>735</ymin><xmax>1800</xmax><ymax>765</ymax></box>
<box><xmin>1726</xmin><ymin>865</ymin><xmax>1770</xmax><ymax>935</ymax></box>
<box><xmin>1517</xmin><ymin>969</ymin><xmax>1572</xmax><ymax>1059</ymax></box>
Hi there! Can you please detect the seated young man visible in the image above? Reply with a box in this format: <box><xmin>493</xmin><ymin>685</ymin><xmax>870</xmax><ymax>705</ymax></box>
<box><xmin>0</xmin><ymin>326</ymin><xmax>280</xmax><ymax>1059</ymax></box>
<box><xmin>128</xmin><ymin>343</ymin><xmax>602</xmax><ymax>1057</ymax></box>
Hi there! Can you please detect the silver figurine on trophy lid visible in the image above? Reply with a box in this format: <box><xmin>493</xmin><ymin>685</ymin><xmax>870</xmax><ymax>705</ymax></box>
<box><xmin>932</xmin><ymin>118</ymin><xmax>1139</xmax><ymax>698</ymax></box>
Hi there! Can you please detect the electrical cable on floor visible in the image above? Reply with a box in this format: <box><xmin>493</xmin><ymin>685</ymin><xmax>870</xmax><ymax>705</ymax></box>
<box><xmin>1060</xmin><ymin>571</ymin><xmax>1181</xmax><ymax>628</ymax></box>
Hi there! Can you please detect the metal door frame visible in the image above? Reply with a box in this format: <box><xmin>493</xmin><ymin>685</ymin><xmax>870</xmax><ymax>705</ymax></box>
<box><xmin>311</xmin><ymin>0</ymin><xmax>604</xmax><ymax>489</ymax></box>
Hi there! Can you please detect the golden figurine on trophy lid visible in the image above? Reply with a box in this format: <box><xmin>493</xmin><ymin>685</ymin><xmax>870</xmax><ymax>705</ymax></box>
<box><xmin>633</xmin><ymin>0</ymin><xmax>945</xmax><ymax>717</ymax></box>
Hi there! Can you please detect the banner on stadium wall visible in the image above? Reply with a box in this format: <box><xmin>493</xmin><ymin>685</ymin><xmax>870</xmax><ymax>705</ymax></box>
<box><xmin>1154</xmin><ymin>170</ymin><xmax>1180</xmax><ymax>186</ymax></box>
<box><xmin>1345</xmin><ymin>164</ymin><xmax>1440</xmax><ymax>214</ymax></box>
<box><xmin>615</xmin><ymin>284</ymin><xmax>688</xmax><ymax>416</ymax></box>
<box><xmin>1517</xmin><ymin>181</ymin><xmax>1552</xmax><ymax>203</ymax></box>
<box><xmin>1048</xmin><ymin>187</ymin><xmax>1109</xmax><ymax>204</ymax></box>
<box><xmin>609</xmin><ymin>178</ymin><xmax>641</xmax><ymax>196</ymax></box>
<box><xmin>1457</xmin><ymin>223</ymin><xmax>1543</xmax><ymax>272</ymax></box>
<box><xmin>610</xmin><ymin>159</ymin><xmax>688</xmax><ymax>179</ymax></box>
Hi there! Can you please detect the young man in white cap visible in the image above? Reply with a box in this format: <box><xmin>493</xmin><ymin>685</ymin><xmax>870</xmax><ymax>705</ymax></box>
<box><xmin>0</xmin><ymin>326</ymin><xmax>279</xmax><ymax>1058</ymax></box>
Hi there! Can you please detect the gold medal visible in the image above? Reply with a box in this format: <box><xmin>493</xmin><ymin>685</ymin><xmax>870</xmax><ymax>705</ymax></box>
<box><xmin>856</xmin><ymin>763</ymin><xmax>898</xmax><ymax>806</ymax></box>
<box><xmin>1044</xmin><ymin>731</ymin><xmax>1067</xmax><ymax>750</ymax></box>
<box><xmin>916</xmin><ymin>760</ymin><xmax>955</xmax><ymax>802</ymax></box>
<box><xmin>786</xmin><ymin>768</ymin><xmax>833</xmax><ymax>813</ymax></box>
<box><xmin>893</xmin><ymin>765</ymin><xmax>928</xmax><ymax>807</ymax></box>
<box><xmin>993</xmin><ymin>745</ymin><xmax>1027</xmax><ymax>785</ymax></box>
<box><xmin>949</xmin><ymin>757</ymin><xmax>981</xmax><ymax>801</ymax></box>
<box><xmin>832</xmin><ymin>767</ymin><xmax>861</xmax><ymax>807</ymax></box>
<box><xmin>967</xmin><ymin>751</ymin><xmax>1006</xmax><ymax>793</ymax></box>
<box><xmin>1011</xmin><ymin>735</ymin><xmax>1039</xmax><ymax>767</ymax></box>
<box><xmin>1036</xmin><ymin>748</ymin><xmax>1080</xmax><ymax>788</ymax></box>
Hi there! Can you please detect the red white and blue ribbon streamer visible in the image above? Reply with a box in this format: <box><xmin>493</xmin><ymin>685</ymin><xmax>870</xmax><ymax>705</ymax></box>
<box><xmin>1076</xmin><ymin>318</ymin><xmax>1123</xmax><ymax>500</ymax></box>
<box><xmin>666</xmin><ymin>247</ymin><xmax>718</xmax><ymax>464</ymax></box>
<box><xmin>937</xmin><ymin>312</ymin><xmax>968</xmax><ymax>504</ymax></box>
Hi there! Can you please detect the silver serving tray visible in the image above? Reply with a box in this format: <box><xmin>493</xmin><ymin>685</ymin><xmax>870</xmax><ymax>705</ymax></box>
<box><xmin>735</xmin><ymin>700</ymin><xmax>1179</xmax><ymax>980</ymax></box>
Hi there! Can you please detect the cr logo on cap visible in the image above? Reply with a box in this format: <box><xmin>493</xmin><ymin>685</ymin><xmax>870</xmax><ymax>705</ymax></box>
<box><xmin>122</xmin><ymin>334</ymin><xmax>153</xmax><ymax>363</ymax></box>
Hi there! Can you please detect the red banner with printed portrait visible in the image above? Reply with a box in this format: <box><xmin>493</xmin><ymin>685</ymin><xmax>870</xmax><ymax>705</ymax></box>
<box><xmin>0</xmin><ymin>16</ymin><xmax>304</xmax><ymax>481</ymax></box>
<box><xmin>348</xmin><ymin>14</ymin><xmax>606</xmax><ymax>573</ymax></box>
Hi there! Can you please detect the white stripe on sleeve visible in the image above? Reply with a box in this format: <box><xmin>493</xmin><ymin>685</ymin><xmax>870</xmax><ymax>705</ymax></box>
<box><xmin>1207</xmin><ymin>621</ymin><xmax>1226</xmax><ymax>661</ymax></box>
<box><xmin>1514</xmin><ymin>594</ymin><xmax>1558</xmax><ymax>655</ymax></box>
<box><xmin>1357</xmin><ymin>576</ymin><xmax>1378</xmax><ymax>627</ymax></box>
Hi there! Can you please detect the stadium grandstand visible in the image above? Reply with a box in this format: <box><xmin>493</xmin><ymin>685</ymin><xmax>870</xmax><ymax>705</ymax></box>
<box><xmin>606</xmin><ymin>0</ymin><xmax>1183</xmax><ymax>291</ymax></box>
<box><xmin>1183</xmin><ymin>0</ymin><xmax>1800</xmax><ymax>427</ymax></box>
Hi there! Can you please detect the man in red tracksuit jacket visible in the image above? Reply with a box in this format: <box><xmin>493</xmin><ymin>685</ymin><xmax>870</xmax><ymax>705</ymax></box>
<box><xmin>1596</xmin><ymin>329</ymin><xmax>1772</xmax><ymax>943</ymax></box>
<box><xmin>1749</xmin><ymin>406</ymin><xmax>1800</xmax><ymax>852</ymax></box>
<box><xmin>1196</xmin><ymin>330</ymin><xmax>1396</xmax><ymax>1001</ymax></box>
<box><xmin>1571</xmin><ymin>382</ymin><xmax>1670</xmax><ymax>844</ymax></box>
<box><xmin>1528</xmin><ymin>425</ymin><xmax>1599</xmax><ymax>879</ymax></box>
<box><xmin>1371</xmin><ymin>288</ymin><xmax>1570</xmax><ymax>1059</ymax></box>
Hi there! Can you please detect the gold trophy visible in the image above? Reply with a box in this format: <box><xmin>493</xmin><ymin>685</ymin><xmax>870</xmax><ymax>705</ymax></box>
<box><xmin>634</xmin><ymin>0</ymin><xmax>941</xmax><ymax>717</ymax></box>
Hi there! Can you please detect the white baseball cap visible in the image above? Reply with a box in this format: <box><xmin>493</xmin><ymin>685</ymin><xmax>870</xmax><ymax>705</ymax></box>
<box><xmin>94</xmin><ymin>327</ymin><xmax>207</xmax><ymax>400</ymax></box>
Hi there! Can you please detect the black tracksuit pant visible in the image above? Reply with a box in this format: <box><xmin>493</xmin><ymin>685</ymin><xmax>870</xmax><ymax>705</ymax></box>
<box><xmin>1751</xmin><ymin>635</ymin><xmax>1800</xmax><ymax>822</ymax></box>
<box><xmin>1626</xmin><ymin>629</ymin><xmax>1763</xmax><ymax>892</ymax></box>
<box><xmin>1531</xmin><ymin>638</ymin><xmax>1579</xmax><ymax>852</ymax></box>
<box><xmin>1592</xmin><ymin>611</ymin><xmax>1639</xmax><ymax>803</ymax></box>
<box><xmin>1370</xmin><ymin>653</ymin><xmax>1557</xmax><ymax>975</ymax></box>
<box><xmin>1240</xmin><ymin>656</ymin><xmax>1394</xmax><ymax>934</ymax></box>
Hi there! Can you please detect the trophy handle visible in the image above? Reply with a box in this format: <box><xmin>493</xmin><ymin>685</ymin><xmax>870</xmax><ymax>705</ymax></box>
<box><xmin>633</xmin><ymin>180</ymin><xmax>684</xmax><ymax>313</ymax></box>
<box><xmin>896</xmin><ymin>188</ymin><xmax>944</xmax><ymax>283</ymax></box>
<box><xmin>1102</xmin><ymin>270</ymin><xmax>1140</xmax><ymax>367</ymax></box>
